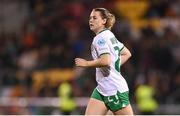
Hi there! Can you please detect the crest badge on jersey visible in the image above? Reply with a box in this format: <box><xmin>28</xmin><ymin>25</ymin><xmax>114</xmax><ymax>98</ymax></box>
<box><xmin>97</xmin><ymin>39</ymin><xmax>106</xmax><ymax>46</ymax></box>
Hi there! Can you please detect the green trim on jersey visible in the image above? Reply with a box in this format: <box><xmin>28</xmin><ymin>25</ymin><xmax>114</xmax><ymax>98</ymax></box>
<box><xmin>115</xmin><ymin>58</ymin><xmax>120</xmax><ymax>72</ymax></box>
<box><xmin>91</xmin><ymin>88</ymin><xmax>130</xmax><ymax>112</ymax></box>
<box><xmin>119</xmin><ymin>46</ymin><xmax>125</xmax><ymax>52</ymax></box>
<box><xmin>99</xmin><ymin>52</ymin><xmax>110</xmax><ymax>57</ymax></box>
<box><xmin>115</xmin><ymin>46</ymin><xmax>124</xmax><ymax>72</ymax></box>
<box><xmin>114</xmin><ymin>45</ymin><xmax>124</xmax><ymax>72</ymax></box>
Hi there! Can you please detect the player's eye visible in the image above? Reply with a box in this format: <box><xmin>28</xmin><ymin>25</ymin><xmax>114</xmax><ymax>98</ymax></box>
<box><xmin>93</xmin><ymin>16</ymin><xmax>97</xmax><ymax>20</ymax></box>
<box><xmin>89</xmin><ymin>16</ymin><xmax>97</xmax><ymax>21</ymax></box>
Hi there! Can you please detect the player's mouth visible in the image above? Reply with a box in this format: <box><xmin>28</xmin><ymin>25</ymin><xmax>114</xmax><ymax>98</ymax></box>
<box><xmin>89</xmin><ymin>24</ymin><xmax>94</xmax><ymax>27</ymax></box>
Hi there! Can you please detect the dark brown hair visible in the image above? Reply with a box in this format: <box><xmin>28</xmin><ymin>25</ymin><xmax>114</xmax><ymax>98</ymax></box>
<box><xmin>93</xmin><ymin>8</ymin><xmax>115</xmax><ymax>30</ymax></box>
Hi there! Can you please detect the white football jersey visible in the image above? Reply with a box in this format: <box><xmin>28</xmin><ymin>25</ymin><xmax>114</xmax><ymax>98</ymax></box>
<box><xmin>91</xmin><ymin>29</ymin><xmax>129</xmax><ymax>96</ymax></box>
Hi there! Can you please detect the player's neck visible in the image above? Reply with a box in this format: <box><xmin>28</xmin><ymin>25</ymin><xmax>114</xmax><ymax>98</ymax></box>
<box><xmin>95</xmin><ymin>27</ymin><xmax>107</xmax><ymax>35</ymax></box>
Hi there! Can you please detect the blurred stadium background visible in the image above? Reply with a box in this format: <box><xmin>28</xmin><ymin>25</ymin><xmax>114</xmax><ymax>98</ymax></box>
<box><xmin>0</xmin><ymin>0</ymin><xmax>179</xmax><ymax>115</ymax></box>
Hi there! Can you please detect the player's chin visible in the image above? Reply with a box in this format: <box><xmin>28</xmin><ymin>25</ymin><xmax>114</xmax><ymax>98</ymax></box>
<box><xmin>89</xmin><ymin>26</ymin><xmax>94</xmax><ymax>31</ymax></box>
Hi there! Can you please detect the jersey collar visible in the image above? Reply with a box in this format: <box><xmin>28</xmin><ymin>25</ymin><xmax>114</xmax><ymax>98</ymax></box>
<box><xmin>96</xmin><ymin>28</ymin><xmax>108</xmax><ymax>35</ymax></box>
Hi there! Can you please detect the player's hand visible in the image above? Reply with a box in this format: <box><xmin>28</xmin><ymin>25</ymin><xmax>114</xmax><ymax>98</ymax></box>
<box><xmin>75</xmin><ymin>58</ymin><xmax>88</xmax><ymax>67</ymax></box>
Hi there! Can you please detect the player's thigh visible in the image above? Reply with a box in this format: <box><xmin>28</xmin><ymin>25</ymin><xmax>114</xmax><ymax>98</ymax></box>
<box><xmin>85</xmin><ymin>98</ymin><xmax>108</xmax><ymax>115</ymax></box>
<box><xmin>113</xmin><ymin>104</ymin><xmax>134</xmax><ymax>115</ymax></box>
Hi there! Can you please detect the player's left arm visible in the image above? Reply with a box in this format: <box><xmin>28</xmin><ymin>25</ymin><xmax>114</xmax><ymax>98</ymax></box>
<box><xmin>120</xmin><ymin>46</ymin><xmax>131</xmax><ymax>65</ymax></box>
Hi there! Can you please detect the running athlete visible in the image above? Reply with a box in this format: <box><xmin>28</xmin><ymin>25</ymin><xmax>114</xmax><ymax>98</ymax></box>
<box><xmin>75</xmin><ymin>8</ymin><xmax>133</xmax><ymax>115</ymax></box>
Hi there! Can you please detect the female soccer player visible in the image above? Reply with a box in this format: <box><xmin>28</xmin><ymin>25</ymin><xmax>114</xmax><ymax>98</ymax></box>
<box><xmin>75</xmin><ymin>8</ymin><xmax>133</xmax><ymax>115</ymax></box>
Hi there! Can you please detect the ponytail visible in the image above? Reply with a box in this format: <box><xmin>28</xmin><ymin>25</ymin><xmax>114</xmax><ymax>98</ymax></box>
<box><xmin>106</xmin><ymin>13</ymin><xmax>115</xmax><ymax>30</ymax></box>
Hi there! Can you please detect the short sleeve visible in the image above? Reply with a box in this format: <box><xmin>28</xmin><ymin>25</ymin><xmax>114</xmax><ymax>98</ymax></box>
<box><xmin>118</xmin><ymin>41</ymin><xmax>124</xmax><ymax>52</ymax></box>
<box><xmin>94</xmin><ymin>37</ymin><xmax>110</xmax><ymax>56</ymax></box>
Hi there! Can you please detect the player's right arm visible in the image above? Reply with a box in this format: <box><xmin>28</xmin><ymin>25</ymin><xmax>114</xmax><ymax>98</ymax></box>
<box><xmin>75</xmin><ymin>54</ymin><xmax>111</xmax><ymax>68</ymax></box>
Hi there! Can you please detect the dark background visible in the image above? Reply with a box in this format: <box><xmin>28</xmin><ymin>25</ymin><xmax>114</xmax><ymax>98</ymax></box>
<box><xmin>0</xmin><ymin>0</ymin><xmax>179</xmax><ymax>115</ymax></box>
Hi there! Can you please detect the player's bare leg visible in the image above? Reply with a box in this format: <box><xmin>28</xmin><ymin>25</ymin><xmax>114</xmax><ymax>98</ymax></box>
<box><xmin>85</xmin><ymin>98</ymin><xmax>108</xmax><ymax>115</ymax></box>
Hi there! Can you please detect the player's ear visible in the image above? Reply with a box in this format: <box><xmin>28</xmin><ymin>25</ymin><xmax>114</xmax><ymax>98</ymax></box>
<box><xmin>102</xmin><ymin>18</ymin><xmax>107</xmax><ymax>25</ymax></box>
